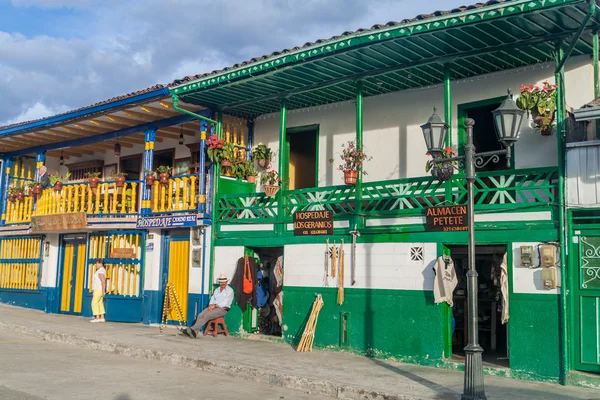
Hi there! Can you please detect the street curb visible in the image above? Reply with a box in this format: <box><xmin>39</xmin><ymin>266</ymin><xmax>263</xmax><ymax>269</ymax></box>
<box><xmin>0</xmin><ymin>322</ymin><xmax>431</xmax><ymax>400</ymax></box>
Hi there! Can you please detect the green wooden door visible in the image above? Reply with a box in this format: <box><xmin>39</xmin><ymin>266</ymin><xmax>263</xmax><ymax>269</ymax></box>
<box><xmin>573</xmin><ymin>236</ymin><xmax>600</xmax><ymax>373</ymax></box>
<box><xmin>441</xmin><ymin>244</ymin><xmax>453</xmax><ymax>359</ymax></box>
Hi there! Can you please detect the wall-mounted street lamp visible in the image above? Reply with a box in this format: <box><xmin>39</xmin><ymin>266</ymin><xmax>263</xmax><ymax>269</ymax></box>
<box><xmin>421</xmin><ymin>89</ymin><xmax>525</xmax><ymax>400</ymax></box>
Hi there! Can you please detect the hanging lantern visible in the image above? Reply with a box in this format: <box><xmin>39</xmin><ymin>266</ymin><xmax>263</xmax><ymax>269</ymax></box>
<box><xmin>114</xmin><ymin>141</ymin><xmax>121</xmax><ymax>158</ymax></box>
<box><xmin>179</xmin><ymin>126</ymin><xmax>184</xmax><ymax>145</ymax></box>
<box><xmin>59</xmin><ymin>151</ymin><xmax>64</xmax><ymax>166</ymax></box>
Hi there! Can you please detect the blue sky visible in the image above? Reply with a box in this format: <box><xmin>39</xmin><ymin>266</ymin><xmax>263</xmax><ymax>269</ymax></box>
<box><xmin>0</xmin><ymin>0</ymin><xmax>463</xmax><ymax>126</ymax></box>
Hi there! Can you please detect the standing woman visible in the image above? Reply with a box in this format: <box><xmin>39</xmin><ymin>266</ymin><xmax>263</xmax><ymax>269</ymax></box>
<box><xmin>91</xmin><ymin>259</ymin><xmax>107</xmax><ymax>323</ymax></box>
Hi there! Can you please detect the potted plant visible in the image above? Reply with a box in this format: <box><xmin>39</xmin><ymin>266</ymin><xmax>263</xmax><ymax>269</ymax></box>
<box><xmin>220</xmin><ymin>142</ymin><xmax>235</xmax><ymax>168</ymax></box>
<box><xmin>49</xmin><ymin>172</ymin><xmax>70</xmax><ymax>192</ymax></box>
<box><xmin>246</xmin><ymin>161</ymin><xmax>258</xmax><ymax>184</ymax></box>
<box><xmin>261</xmin><ymin>169</ymin><xmax>281</xmax><ymax>197</ymax></box>
<box><xmin>232</xmin><ymin>159</ymin><xmax>247</xmax><ymax>180</ymax></box>
<box><xmin>516</xmin><ymin>82</ymin><xmax>557</xmax><ymax>136</ymax></box>
<box><xmin>7</xmin><ymin>187</ymin><xmax>17</xmax><ymax>203</ymax></box>
<box><xmin>85</xmin><ymin>171</ymin><xmax>101</xmax><ymax>189</ymax></box>
<box><xmin>28</xmin><ymin>182</ymin><xmax>43</xmax><ymax>196</ymax></box>
<box><xmin>14</xmin><ymin>186</ymin><xmax>25</xmax><ymax>201</ymax></box>
<box><xmin>145</xmin><ymin>169</ymin><xmax>156</xmax><ymax>186</ymax></box>
<box><xmin>252</xmin><ymin>143</ymin><xmax>273</xmax><ymax>168</ymax></box>
<box><xmin>156</xmin><ymin>165</ymin><xmax>172</xmax><ymax>184</ymax></box>
<box><xmin>425</xmin><ymin>146</ymin><xmax>456</xmax><ymax>182</ymax></box>
<box><xmin>112</xmin><ymin>172</ymin><xmax>127</xmax><ymax>187</ymax></box>
<box><xmin>329</xmin><ymin>141</ymin><xmax>372</xmax><ymax>185</ymax></box>
<box><xmin>206</xmin><ymin>134</ymin><xmax>224</xmax><ymax>164</ymax></box>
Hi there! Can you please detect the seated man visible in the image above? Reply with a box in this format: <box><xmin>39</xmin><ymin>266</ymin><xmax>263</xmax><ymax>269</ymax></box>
<box><xmin>38</xmin><ymin>166</ymin><xmax>50</xmax><ymax>189</ymax></box>
<box><xmin>183</xmin><ymin>273</ymin><xmax>233</xmax><ymax>338</ymax></box>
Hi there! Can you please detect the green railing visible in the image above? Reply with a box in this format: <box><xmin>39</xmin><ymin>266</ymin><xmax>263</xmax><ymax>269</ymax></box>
<box><xmin>216</xmin><ymin>167</ymin><xmax>558</xmax><ymax>223</ymax></box>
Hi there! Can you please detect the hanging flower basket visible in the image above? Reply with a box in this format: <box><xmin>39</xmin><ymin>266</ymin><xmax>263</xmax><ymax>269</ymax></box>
<box><xmin>531</xmin><ymin>109</ymin><xmax>556</xmax><ymax>136</ymax></box>
<box><xmin>344</xmin><ymin>170</ymin><xmax>358</xmax><ymax>185</ymax></box>
<box><xmin>431</xmin><ymin>163</ymin><xmax>454</xmax><ymax>182</ymax></box>
<box><xmin>8</xmin><ymin>193</ymin><xmax>15</xmax><ymax>203</ymax></box>
<box><xmin>258</xmin><ymin>159</ymin><xmax>269</xmax><ymax>168</ymax></box>
<box><xmin>247</xmin><ymin>175</ymin><xmax>257</xmax><ymax>184</ymax></box>
<box><xmin>516</xmin><ymin>82</ymin><xmax>558</xmax><ymax>136</ymax></box>
<box><xmin>16</xmin><ymin>192</ymin><xmax>25</xmax><ymax>201</ymax></box>
<box><xmin>263</xmin><ymin>184</ymin><xmax>280</xmax><ymax>197</ymax></box>
<box><xmin>53</xmin><ymin>182</ymin><xmax>63</xmax><ymax>192</ymax></box>
<box><xmin>115</xmin><ymin>177</ymin><xmax>126</xmax><ymax>188</ymax></box>
<box><xmin>146</xmin><ymin>175</ymin><xmax>156</xmax><ymax>186</ymax></box>
<box><xmin>33</xmin><ymin>185</ymin><xmax>43</xmax><ymax>196</ymax></box>
<box><xmin>221</xmin><ymin>159</ymin><xmax>232</xmax><ymax>167</ymax></box>
<box><xmin>89</xmin><ymin>177</ymin><xmax>100</xmax><ymax>189</ymax></box>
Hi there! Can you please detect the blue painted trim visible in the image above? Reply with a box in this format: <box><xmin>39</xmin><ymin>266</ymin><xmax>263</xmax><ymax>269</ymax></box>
<box><xmin>143</xmin><ymin>290</ymin><xmax>162</xmax><ymax>324</ymax></box>
<box><xmin>0</xmin><ymin>159</ymin><xmax>12</xmax><ymax>225</ymax></box>
<box><xmin>188</xmin><ymin>293</ymin><xmax>210</xmax><ymax>324</ymax></box>
<box><xmin>0</xmin><ymin>289</ymin><xmax>47</xmax><ymax>311</ymax></box>
<box><xmin>201</xmin><ymin>227</ymin><xmax>207</xmax><ymax>309</ymax></box>
<box><xmin>0</xmin><ymin>88</ymin><xmax>169</xmax><ymax>138</ymax></box>
<box><xmin>199</xmin><ymin>117</ymin><xmax>209</xmax><ymax>214</ymax></box>
<box><xmin>2</xmin><ymin>109</ymin><xmax>213</xmax><ymax>158</ymax></box>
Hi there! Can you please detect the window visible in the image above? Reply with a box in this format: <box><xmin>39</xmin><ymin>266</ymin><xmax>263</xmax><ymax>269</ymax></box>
<box><xmin>410</xmin><ymin>246</ymin><xmax>424</xmax><ymax>262</ymax></box>
<box><xmin>0</xmin><ymin>236</ymin><xmax>43</xmax><ymax>290</ymax></box>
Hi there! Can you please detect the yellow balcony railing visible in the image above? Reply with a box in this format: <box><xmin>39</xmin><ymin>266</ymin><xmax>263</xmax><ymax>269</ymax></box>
<box><xmin>33</xmin><ymin>181</ymin><xmax>139</xmax><ymax>217</ymax></box>
<box><xmin>5</xmin><ymin>197</ymin><xmax>34</xmax><ymax>224</ymax></box>
<box><xmin>151</xmin><ymin>175</ymin><xmax>198</xmax><ymax>214</ymax></box>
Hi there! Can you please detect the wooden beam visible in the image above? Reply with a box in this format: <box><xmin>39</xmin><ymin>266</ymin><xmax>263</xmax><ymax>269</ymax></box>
<box><xmin>71</xmin><ymin>123</ymin><xmax>110</xmax><ymax>134</ymax></box>
<box><xmin>121</xmin><ymin>109</ymin><xmax>158</xmax><ymax>122</ymax></box>
<box><xmin>140</xmin><ymin>106</ymin><xmax>179</xmax><ymax>118</ymax></box>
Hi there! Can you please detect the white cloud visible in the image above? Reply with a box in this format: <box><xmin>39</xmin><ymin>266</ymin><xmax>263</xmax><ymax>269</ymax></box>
<box><xmin>1</xmin><ymin>102</ymin><xmax>70</xmax><ymax>126</ymax></box>
<box><xmin>0</xmin><ymin>0</ymin><xmax>454</xmax><ymax>125</ymax></box>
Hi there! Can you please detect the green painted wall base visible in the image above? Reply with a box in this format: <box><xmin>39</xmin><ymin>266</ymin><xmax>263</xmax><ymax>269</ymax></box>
<box><xmin>568</xmin><ymin>371</ymin><xmax>600</xmax><ymax>390</ymax></box>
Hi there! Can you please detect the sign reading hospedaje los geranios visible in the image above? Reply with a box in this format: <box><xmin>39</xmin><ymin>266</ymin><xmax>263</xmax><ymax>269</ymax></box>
<box><xmin>293</xmin><ymin>210</ymin><xmax>333</xmax><ymax>236</ymax></box>
<box><xmin>425</xmin><ymin>205</ymin><xmax>468</xmax><ymax>232</ymax></box>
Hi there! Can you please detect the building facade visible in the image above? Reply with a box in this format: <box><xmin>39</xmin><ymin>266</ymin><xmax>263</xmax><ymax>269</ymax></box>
<box><xmin>1</xmin><ymin>0</ymin><xmax>599</xmax><ymax>388</ymax></box>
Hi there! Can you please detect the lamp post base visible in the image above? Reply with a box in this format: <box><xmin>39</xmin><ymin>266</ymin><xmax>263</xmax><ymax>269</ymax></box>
<box><xmin>462</xmin><ymin>344</ymin><xmax>487</xmax><ymax>400</ymax></box>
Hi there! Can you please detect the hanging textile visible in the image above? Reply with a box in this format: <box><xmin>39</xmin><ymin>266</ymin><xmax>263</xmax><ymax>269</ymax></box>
<box><xmin>256</xmin><ymin>270</ymin><xmax>269</xmax><ymax>308</ymax></box>
<box><xmin>433</xmin><ymin>255</ymin><xmax>458</xmax><ymax>307</ymax></box>
<box><xmin>500</xmin><ymin>253</ymin><xmax>509</xmax><ymax>324</ymax></box>
<box><xmin>273</xmin><ymin>292</ymin><xmax>283</xmax><ymax>325</ymax></box>
<box><xmin>243</xmin><ymin>255</ymin><xmax>253</xmax><ymax>294</ymax></box>
<box><xmin>231</xmin><ymin>256</ymin><xmax>258</xmax><ymax>311</ymax></box>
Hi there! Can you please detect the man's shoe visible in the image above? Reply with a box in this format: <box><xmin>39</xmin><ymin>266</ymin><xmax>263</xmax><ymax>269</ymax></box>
<box><xmin>185</xmin><ymin>327</ymin><xmax>196</xmax><ymax>338</ymax></box>
<box><xmin>181</xmin><ymin>328</ymin><xmax>190</xmax><ymax>337</ymax></box>
<box><xmin>190</xmin><ymin>328</ymin><xmax>197</xmax><ymax>338</ymax></box>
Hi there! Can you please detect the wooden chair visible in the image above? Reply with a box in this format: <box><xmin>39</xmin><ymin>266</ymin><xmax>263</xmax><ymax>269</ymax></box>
<box><xmin>203</xmin><ymin>317</ymin><xmax>229</xmax><ymax>337</ymax></box>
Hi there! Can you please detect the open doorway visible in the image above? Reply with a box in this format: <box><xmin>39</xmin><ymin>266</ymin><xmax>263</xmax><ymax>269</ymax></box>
<box><xmin>120</xmin><ymin>154</ymin><xmax>142</xmax><ymax>181</ymax></box>
<box><xmin>247</xmin><ymin>247</ymin><xmax>284</xmax><ymax>337</ymax></box>
<box><xmin>153</xmin><ymin>149</ymin><xmax>174</xmax><ymax>172</ymax></box>
<box><xmin>448</xmin><ymin>245</ymin><xmax>509</xmax><ymax>368</ymax></box>
<box><xmin>287</xmin><ymin>126</ymin><xmax>318</xmax><ymax>190</ymax></box>
<box><xmin>459</xmin><ymin>98</ymin><xmax>511</xmax><ymax>172</ymax></box>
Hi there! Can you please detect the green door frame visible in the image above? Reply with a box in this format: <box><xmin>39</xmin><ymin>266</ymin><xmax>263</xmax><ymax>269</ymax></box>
<box><xmin>284</xmin><ymin>124</ymin><xmax>320</xmax><ymax>189</ymax></box>
<box><xmin>457</xmin><ymin>96</ymin><xmax>515</xmax><ymax>169</ymax></box>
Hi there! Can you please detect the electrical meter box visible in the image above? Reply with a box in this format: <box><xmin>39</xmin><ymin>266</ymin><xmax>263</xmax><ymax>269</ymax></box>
<box><xmin>540</xmin><ymin>245</ymin><xmax>557</xmax><ymax>267</ymax></box>
<box><xmin>542</xmin><ymin>267</ymin><xmax>557</xmax><ymax>290</ymax></box>
<box><xmin>520</xmin><ymin>246</ymin><xmax>534</xmax><ymax>267</ymax></box>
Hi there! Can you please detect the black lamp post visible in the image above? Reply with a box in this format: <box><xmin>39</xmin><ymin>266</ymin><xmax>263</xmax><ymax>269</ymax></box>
<box><xmin>421</xmin><ymin>90</ymin><xmax>525</xmax><ymax>400</ymax></box>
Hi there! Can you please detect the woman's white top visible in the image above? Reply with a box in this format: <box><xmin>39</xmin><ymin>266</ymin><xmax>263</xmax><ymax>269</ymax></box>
<box><xmin>92</xmin><ymin>267</ymin><xmax>106</xmax><ymax>291</ymax></box>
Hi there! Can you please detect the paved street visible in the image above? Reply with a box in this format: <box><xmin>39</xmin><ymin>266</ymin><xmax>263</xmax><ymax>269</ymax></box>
<box><xmin>0</xmin><ymin>331</ymin><xmax>330</xmax><ymax>400</ymax></box>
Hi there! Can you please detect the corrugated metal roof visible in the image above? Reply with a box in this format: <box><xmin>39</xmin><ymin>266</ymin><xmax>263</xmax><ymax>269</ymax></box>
<box><xmin>170</xmin><ymin>0</ymin><xmax>513</xmax><ymax>87</ymax></box>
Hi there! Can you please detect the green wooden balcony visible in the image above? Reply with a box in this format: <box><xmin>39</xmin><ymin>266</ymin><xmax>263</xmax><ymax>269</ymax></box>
<box><xmin>216</xmin><ymin>167</ymin><xmax>558</xmax><ymax>231</ymax></box>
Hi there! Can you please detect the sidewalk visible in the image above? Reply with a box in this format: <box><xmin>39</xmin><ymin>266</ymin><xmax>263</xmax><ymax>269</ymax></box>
<box><xmin>0</xmin><ymin>304</ymin><xmax>597</xmax><ymax>400</ymax></box>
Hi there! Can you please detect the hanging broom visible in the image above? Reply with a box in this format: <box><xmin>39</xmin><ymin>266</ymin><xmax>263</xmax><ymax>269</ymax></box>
<box><xmin>297</xmin><ymin>294</ymin><xmax>324</xmax><ymax>352</ymax></box>
<box><xmin>338</xmin><ymin>240</ymin><xmax>344</xmax><ymax>305</ymax></box>
<box><xmin>331</xmin><ymin>241</ymin><xmax>337</xmax><ymax>278</ymax></box>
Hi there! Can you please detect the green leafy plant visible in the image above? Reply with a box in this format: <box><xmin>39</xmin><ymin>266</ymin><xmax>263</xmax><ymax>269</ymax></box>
<box><xmin>221</xmin><ymin>142</ymin><xmax>236</xmax><ymax>163</ymax></box>
<box><xmin>251</xmin><ymin>143</ymin><xmax>273</xmax><ymax>167</ymax></box>
<box><xmin>246</xmin><ymin>161</ymin><xmax>258</xmax><ymax>177</ymax></box>
<box><xmin>232</xmin><ymin>159</ymin><xmax>247</xmax><ymax>179</ymax></box>
<box><xmin>156</xmin><ymin>165</ymin><xmax>172</xmax><ymax>175</ymax></box>
<box><xmin>49</xmin><ymin>172</ymin><xmax>71</xmax><ymax>185</ymax></box>
<box><xmin>329</xmin><ymin>141</ymin><xmax>372</xmax><ymax>175</ymax></box>
<box><xmin>260</xmin><ymin>169</ymin><xmax>281</xmax><ymax>186</ymax></box>
<box><xmin>516</xmin><ymin>82</ymin><xmax>557</xmax><ymax>135</ymax></box>
<box><xmin>111</xmin><ymin>172</ymin><xmax>127</xmax><ymax>179</ymax></box>
<box><xmin>144</xmin><ymin>169</ymin><xmax>155</xmax><ymax>177</ymax></box>
<box><xmin>8</xmin><ymin>186</ymin><xmax>23</xmax><ymax>194</ymax></box>
<box><xmin>425</xmin><ymin>146</ymin><xmax>456</xmax><ymax>173</ymax></box>
<box><xmin>85</xmin><ymin>171</ymin><xmax>101</xmax><ymax>178</ymax></box>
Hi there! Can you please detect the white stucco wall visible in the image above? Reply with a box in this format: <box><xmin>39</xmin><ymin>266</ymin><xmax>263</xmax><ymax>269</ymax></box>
<box><xmin>512</xmin><ymin>242</ymin><xmax>561</xmax><ymax>295</ymax></box>
<box><xmin>41</xmin><ymin>233</ymin><xmax>59</xmax><ymax>288</ymax></box>
<box><xmin>214</xmin><ymin>246</ymin><xmax>244</xmax><ymax>285</ymax></box>
<box><xmin>143</xmin><ymin>230</ymin><xmax>162</xmax><ymax>291</ymax></box>
<box><xmin>254</xmin><ymin>56</ymin><xmax>593</xmax><ymax>186</ymax></box>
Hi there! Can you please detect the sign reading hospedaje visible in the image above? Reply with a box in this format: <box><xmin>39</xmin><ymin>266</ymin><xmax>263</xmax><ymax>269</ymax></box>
<box><xmin>293</xmin><ymin>210</ymin><xmax>333</xmax><ymax>236</ymax></box>
<box><xmin>136</xmin><ymin>214</ymin><xmax>197</xmax><ymax>229</ymax></box>
<box><xmin>425</xmin><ymin>205</ymin><xmax>468</xmax><ymax>232</ymax></box>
